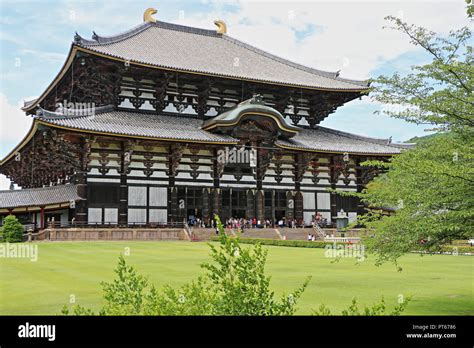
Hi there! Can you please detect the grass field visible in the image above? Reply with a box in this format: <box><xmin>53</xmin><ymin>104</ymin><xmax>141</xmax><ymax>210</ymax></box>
<box><xmin>0</xmin><ymin>241</ymin><xmax>472</xmax><ymax>315</ymax></box>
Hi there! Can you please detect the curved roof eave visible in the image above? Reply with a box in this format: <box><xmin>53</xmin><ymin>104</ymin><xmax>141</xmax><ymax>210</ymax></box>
<box><xmin>23</xmin><ymin>30</ymin><xmax>370</xmax><ymax>113</ymax></box>
<box><xmin>22</xmin><ymin>45</ymin><xmax>78</xmax><ymax>113</ymax></box>
<box><xmin>0</xmin><ymin>120</ymin><xmax>39</xmax><ymax>166</ymax></box>
<box><xmin>275</xmin><ymin>142</ymin><xmax>401</xmax><ymax>156</ymax></box>
<box><xmin>74</xmin><ymin>46</ymin><xmax>370</xmax><ymax>92</ymax></box>
<box><xmin>76</xmin><ymin>20</ymin><xmax>369</xmax><ymax>87</ymax></box>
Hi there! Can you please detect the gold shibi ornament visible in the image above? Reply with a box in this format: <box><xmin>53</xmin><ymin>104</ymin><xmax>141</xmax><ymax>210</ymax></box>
<box><xmin>143</xmin><ymin>8</ymin><xmax>157</xmax><ymax>23</ymax></box>
<box><xmin>214</xmin><ymin>20</ymin><xmax>227</xmax><ymax>34</ymax></box>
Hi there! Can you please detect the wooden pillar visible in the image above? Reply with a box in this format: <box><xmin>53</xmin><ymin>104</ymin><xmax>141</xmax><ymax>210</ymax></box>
<box><xmin>246</xmin><ymin>189</ymin><xmax>255</xmax><ymax>220</ymax></box>
<box><xmin>294</xmin><ymin>191</ymin><xmax>303</xmax><ymax>225</ymax></box>
<box><xmin>256</xmin><ymin>190</ymin><xmax>264</xmax><ymax>222</ymax></box>
<box><xmin>168</xmin><ymin>184</ymin><xmax>177</xmax><ymax>224</ymax></box>
<box><xmin>75</xmin><ymin>138</ymin><xmax>90</xmax><ymax>225</ymax></box>
<box><xmin>40</xmin><ymin>207</ymin><xmax>45</xmax><ymax>230</ymax></box>
<box><xmin>271</xmin><ymin>190</ymin><xmax>276</xmax><ymax>223</ymax></box>
<box><xmin>202</xmin><ymin>188</ymin><xmax>210</xmax><ymax>224</ymax></box>
<box><xmin>118</xmin><ymin>142</ymin><xmax>129</xmax><ymax>226</ymax></box>
<box><xmin>212</xmin><ymin>188</ymin><xmax>221</xmax><ymax>218</ymax></box>
<box><xmin>168</xmin><ymin>187</ymin><xmax>178</xmax><ymax>224</ymax></box>
<box><xmin>213</xmin><ymin>148</ymin><xmax>220</xmax><ymax>189</ymax></box>
<box><xmin>285</xmin><ymin>191</ymin><xmax>294</xmax><ymax>221</ymax></box>
<box><xmin>75</xmin><ymin>171</ymin><xmax>88</xmax><ymax>225</ymax></box>
<box><xmin>293</xmin><ymin>153</ymin><xmax>305</xmax><ymax>225</ymax></box>
<box><xmin>211</xmin><ymin>148</ymin><xmax>222</xmax><ymax>220</ymax></box>
<box><xmin>68</xmin><ymin>207</ymin><xmax>73</xmax><ymax>223</ymax></box>
<box><xmin>329</xmin><ymin>155</ymin><xmax>338</xmax><ymax>224</ymax></box>
<box><xmin>256</xmin><ymin>142</ymin><xmax>263</xmax><ymax>191</ymax></box>
<box><xmin>167</xmin><ymin>144</ymin><xmax>183</xmax><ymax>224</ymax></box>
<box><xmin>355</xmin><ymin>157</ymin><xmax>366</xmax><ymax>215</ymax></box>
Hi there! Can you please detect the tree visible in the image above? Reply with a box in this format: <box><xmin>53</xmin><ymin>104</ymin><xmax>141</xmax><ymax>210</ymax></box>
<box><xmin>374</xmin><ymin>17</ymin><xmax>473</xmax><ymax>132</ymax></box>
<box><xmin>466</xmin><ymin>0</ymin><xmax>473</xmax><ymax>18</ymax></box>
<box><xmin>355</xmin><ymin>132</ymin><xmax>473</xmax><ymax>264</ymax></box>
<box><xmin>350</xmin><ymin>17</ymin><xmax>473</xmax><ymax>264</ymax></box>
<box><xmin>62</xmin><ymin>216</ymin><xmax>310</xmax><ymax>316</ymax></box>
<box><xmin>1</xmin><ymin>215</ymin><xmax>24</xmax><ymax>242</ymax></box>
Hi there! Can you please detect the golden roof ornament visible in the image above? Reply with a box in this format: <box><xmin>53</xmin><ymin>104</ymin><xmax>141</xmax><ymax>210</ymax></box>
<box><xmin>214</xmin><ymin>20</ymin><xmax>227</xmax><ymax>34</ymax></box>
<box><xmin>143</xmin><ymin>8</ymin><xmax>157</xmax><ymax>23</ymax></box>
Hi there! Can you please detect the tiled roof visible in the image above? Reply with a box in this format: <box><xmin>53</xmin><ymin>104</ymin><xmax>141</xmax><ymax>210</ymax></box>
<box><xmin>0</xmin><ymin>184</ymin><xmax>80</xmax><ymax>209</ymax></box>
<box><xmin>37</xmin><ymin>108</ymin><xmax>406</xmax><ymax>155</ymax></box>
<box><xmin>75</xmin><ymin>21</ymin><xmax>368</xmax><ymax>91</ymax></box>
<box><xmin>38</xmin><ymin>109</ymin><xmax>237</xmax><ymax>144</ymax></box>
<box><xmin>277</xmin><ymin>127</ymin><xmax>405</xmax><ymax>155</ymax></box>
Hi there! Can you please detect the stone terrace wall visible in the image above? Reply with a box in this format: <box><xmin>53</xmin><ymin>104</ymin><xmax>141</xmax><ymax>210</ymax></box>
<box><xmin>46</xmin><ymin>228</ymin><xmax>189</xmax><ymax>241</ymax></box>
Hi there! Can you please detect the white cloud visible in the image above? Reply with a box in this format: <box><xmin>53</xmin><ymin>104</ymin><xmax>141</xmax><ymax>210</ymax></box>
<box><xmin>0</xmin><ymin>93</ymin><xmax>33</xmax><ymax>152</ymax></box>
<box><xmin>177</xmin><ymin>0</ymin><xmax>469</xmax><ymax>80</ymax></box>
<box><xmin>0</xmin><ymin>93</ymin><xmax>33</xmax><ymax>190</ymax></box>
<box><xmin>0</xmin><ymin>31</ymin><xmax>25</xmax><ymax>46</ymax></box>
<box><xmin>0</xmin><ymin>175</ymin><xmax>14</xmax><ymax>191</ymax></box>
<box><xmin>20</xmin><ymin>49</ymin><xmax>67</xmax><ymax>63</ymax></box>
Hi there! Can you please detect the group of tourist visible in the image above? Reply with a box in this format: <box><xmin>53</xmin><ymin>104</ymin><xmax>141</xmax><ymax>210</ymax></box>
<box><xmin>188</xmin><ymin>213</ymin><xmax>328</xmax><ymax>230</ymax></box>
<box><xmin>313</xmin><ymin>212</ymin><xmax>328</xmax><ymax>227</ymax></box>
<box><xmin>187</xmin><ymin>217</ymin><xmax>206</xmax><ymax>228</ymax></box>
<box><xmin>223</xmin><ymin>217</ymin><xmax>300</xmax><ymax>230</ymax></box>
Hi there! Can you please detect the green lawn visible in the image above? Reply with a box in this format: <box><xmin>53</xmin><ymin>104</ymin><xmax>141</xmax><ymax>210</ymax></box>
<box><xmin>0</xmin><ymin>241</ymin><xmax>472</xmax><ymax>315</ymax></box>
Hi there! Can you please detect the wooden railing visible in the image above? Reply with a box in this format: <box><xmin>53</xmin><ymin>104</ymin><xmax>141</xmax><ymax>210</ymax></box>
<box><xmin>312</xmin><ymin>223</ymin><xmax>326</xmax><ymax>239</ymax></box>
<box><xmin>324</xmin><ymin>236</ymin><xmax>361</xmax><ymax>243</ymax></box>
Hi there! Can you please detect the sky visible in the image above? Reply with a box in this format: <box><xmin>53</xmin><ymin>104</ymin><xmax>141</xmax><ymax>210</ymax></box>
<box><xmin>0</xmin><ymin>0</ymin><xmax>471</xmax><ymax>189</ymax></box>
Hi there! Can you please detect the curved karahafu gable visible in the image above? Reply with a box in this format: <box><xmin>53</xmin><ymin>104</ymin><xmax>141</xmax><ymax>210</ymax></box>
<box><xmin>202</xmin><ymin>95</ymin><xmax>300</xmax><ymax>138</ymax></box>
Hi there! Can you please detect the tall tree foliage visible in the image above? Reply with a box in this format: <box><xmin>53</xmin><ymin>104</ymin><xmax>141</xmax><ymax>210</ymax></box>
<box><xmin>353</xmin><ymin>17</ymin><xmax>473</xmax><ymax>264</ymax></box>
<box><xmin>374</xmin><ymin>17</ymin><xmax>473</xmax><ymax>132</ymax></box>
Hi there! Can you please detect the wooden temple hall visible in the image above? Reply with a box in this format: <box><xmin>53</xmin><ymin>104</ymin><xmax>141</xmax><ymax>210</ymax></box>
<box><xmin>0</xmin><ymin>8</ymin><xmax>409</xmax><ymax>231</ymax></box>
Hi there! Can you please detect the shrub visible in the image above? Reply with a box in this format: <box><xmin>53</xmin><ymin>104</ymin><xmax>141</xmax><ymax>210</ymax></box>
<box><xmin>313</xmin><ymin>296</ymin><xmax>411</xmax><ymax>316</ymax></box>
<box><xmin>1</xmin><ymin>215</ymin><xmax>24</xmax><ymax>243</ymax></box>
<box><xmin>412</xmin><ymin>246</ymin><xmax>473</xmax><ymax>255</ymax></box>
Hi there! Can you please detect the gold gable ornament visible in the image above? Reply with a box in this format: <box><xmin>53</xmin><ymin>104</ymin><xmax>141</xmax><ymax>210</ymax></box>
<box><xmin>143</xmin><ymin>8</ymin><xmax>157</xmax><ymax>23</ymax></box>
<box><xmin>214</xmin><ymin>20</ymin><xmax>227</xmax><ymax>34</ymax></box>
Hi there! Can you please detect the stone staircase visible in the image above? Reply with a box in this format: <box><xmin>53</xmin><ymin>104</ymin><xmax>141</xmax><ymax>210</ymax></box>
<box><xmin>236</xmin><ymin>228</ymin><xmax>281</xmax><ymax>240</ymax></box>
<box><xmin>189</xmin><ymin>228</ymin><xmax>218</xmax><ymax>241</ymax></box>
<box><xmin>313</xmin><ymin>223</ymin><xmax>326</xmax><ymax>239</ymax></box>
<box><xmin>278</xmin><ymin>228</ymin><xmax>310</xmax><ymax>241</ymax></box>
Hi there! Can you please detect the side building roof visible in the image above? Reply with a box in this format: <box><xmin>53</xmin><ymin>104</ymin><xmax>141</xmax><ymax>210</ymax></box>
<box><xmin>0</xmin><ymin>184</ymin><xmax>81</xmax><ymax>209</ymax></box>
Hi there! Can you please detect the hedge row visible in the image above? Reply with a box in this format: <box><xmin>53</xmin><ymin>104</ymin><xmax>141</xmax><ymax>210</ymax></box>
<box><xmin>209</xmin><ymin>237</ymin><xmax>347</xmax><ymax>248</ymax></box>
<box><xmin>209</xmin><ymin>236</ymin><xmax>473</xmax><ymax>254</ymax></box>
<box><xmin>413</xmin><ymin>245</ymin><xmax>473</xmax><ymax>255</ymax></box>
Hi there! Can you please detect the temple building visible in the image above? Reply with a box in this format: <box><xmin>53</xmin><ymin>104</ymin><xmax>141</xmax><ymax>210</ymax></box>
<box><xmin>0</xmin><ymin>9</ymin><xmax>410</xmax><ymax>230</ymax></box>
